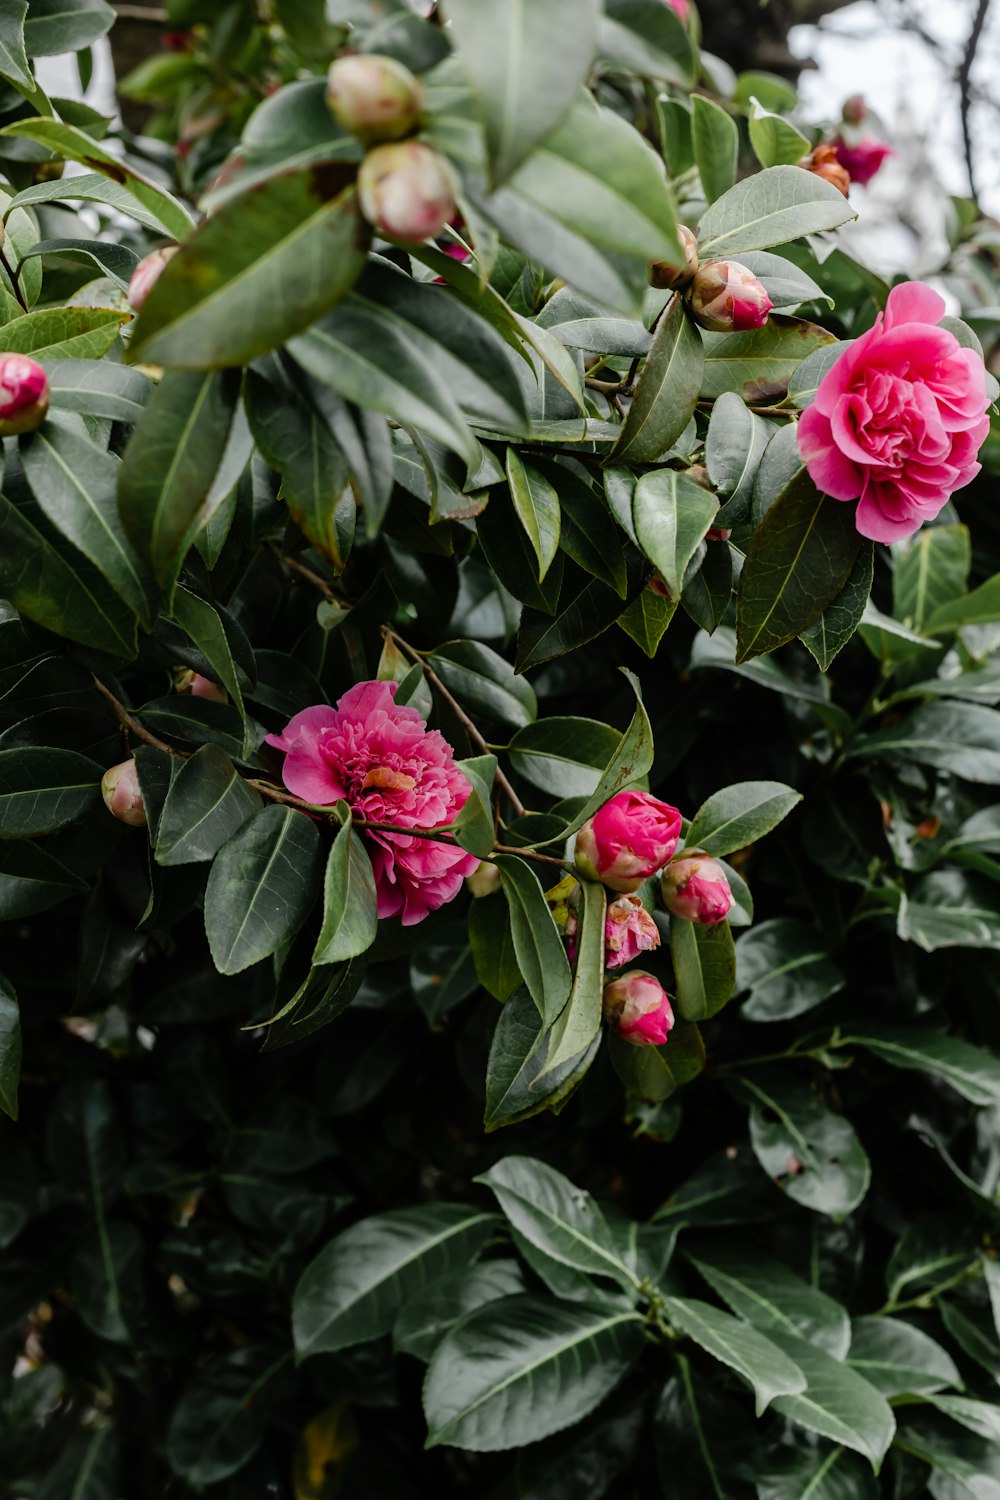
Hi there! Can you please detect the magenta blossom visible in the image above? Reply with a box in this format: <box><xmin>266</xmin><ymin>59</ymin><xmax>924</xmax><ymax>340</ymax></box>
<box><xmin>604</xmin><ymin>894</ymin><xmax>661</xmax><ymax>969</ymax></box>
<box><xmin>834</xmin><ymin>136</ymin><xmax>893</xmax><ymax>187</ymax></box>
<box><xmin>661</xmin><ymin>852</ymin><xmax>733</xmax><ymax>926</ymax></box>
<box><xmin>575</xmin><ymin>790</ymin><xmax>682</xmax><ymax>894</ymax></box>
<box><xmin>797</xmin><ymin>281</ymin><xmax>990</xmax><ymax>543</ymax></box>
<box><xmin>603</xmin><ymin>972</ymin><xmax>675</xmax><ymax>1047</ymax></box>
<box><xmin>265</xmin><ymin>681</ymin><xmax>477</xmax><ymax>926</ymax></box>
<box><xmin>0</xmin><ymin>354</ymin><xmax>49</xmax><ymax>437</ymax></box>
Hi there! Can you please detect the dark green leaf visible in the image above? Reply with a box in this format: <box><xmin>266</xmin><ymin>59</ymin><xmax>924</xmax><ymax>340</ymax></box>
<box><xmin>609</xmin><ymin>296</ymin><xmax>704</xmax><ymax>464</ymax></box>
<box><xmin>155</xmin><ymin>744</ymin><xmax>261</xmax><ymax>865</ymax></box>
<box><xmin>768</xmin><ymin>1331</ymin><xmax>896</xmax><ymax>1471</ymax></box>
<box><xmin>686</xmin><ymin>1242</ymin><xmax>850</xmax><ymax>1356</ymax></box>
<box><xmin>743</xmin><ymin>1072</ymin><xmax>870</xmax><ymax>1215</ymax></box>
<box><xmin>846</xmin><ymin>1315</ymin><xmax>960</xmax><ymax>1396</ymax></box>
<box><xmin>0</xmin><ymin>746</ymin><xmax>102</xmax><ymax>836</ymax></box>
<box><xmin>428</xmin><ymin>639</ymin><xmax>536</xmax><ymax>729</ymax></box>
<box><xmin>671</xmin><ymin>918</ymin><xmax>736</xmax><ymax>1021</ymax></box>
<box><xmin>394</xmin><ymin>1260</ymin><xmax>526</xmax><ymax>1362</ymax></box>
<box><xmin>685</xmin><ymin>780</ymin><xmax>802</xmax><ymax>858</ymax></box>
<box><xmin>736</xmin><ymin>918</ymin><xmax>844</xmax><ymax>1022</ymax></box>
<box><xmin>662</xmin><ymin>1295</ymin><xmax>806</xmax><ymax>1415</ymax></box>
<box><xmin>799</xmin><ymin>540</ymin><xmax>874</xmax><ymax>670</ymax></box>
<box><xmin>692</xmin><ymin>94</ymin><xmax>738</xmax><ymax>203</ymax></box>
<box><xmin>204</xmin><ymin>804</ymin><xmax>323</xmax><ymax>975</ymax></box>
<box><xmin>700</xmin><ymin>317</ymin><xmax>836</xmax><ymax>403</ymax></box>
<box><xmin>484</xmin><ymin>986</ymin><xmax>600</xmax><ymax>1130</ymax></box>
<box><xmin>697</xmin><ymin>166</ymin><xmax>856</xmax><ymax>258</ymax></box>
<box><xmin>312</xmin><ymin>813</ymin><xmax>378</xmax><ymax>966</ymax></box>
<box><xmin>633</xmin><ymin>468</ymin><xmax>718</xmax><ymax>599</ymax></box>
<box><xmin>0</xmin><ymin>971</ymin><xmax>21</xmax><ymax>1122</ymax></box>
<box><xmin>494</xmin><ymin>854</ymin><xmax>572</xmax><ymax>1024</ymax></box>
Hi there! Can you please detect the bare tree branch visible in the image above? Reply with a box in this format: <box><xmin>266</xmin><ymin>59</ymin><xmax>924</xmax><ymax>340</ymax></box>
<box><xmin>960</xmin><ymin>0</ymin><xmax>992</xmax><ymax>203</ymax></box>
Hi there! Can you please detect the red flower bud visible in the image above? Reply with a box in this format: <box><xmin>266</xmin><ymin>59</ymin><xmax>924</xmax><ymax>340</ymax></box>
<box><xmin>686</xmin><ymin>261</ymin><xmax>773</xmax><ymax>333</ymax></box>
<box><xmin>665</xmin><ymin>0</ymin><xmax>691</xmax><ymax>19</ymax></box>
<box><xmin>649</xmin><ymin>224</ymin><xmax>699</xmax><ymax>290</ymax></box>
<box><xmin>575</xmin><ymin>790</ymin><xmax>682</xmax><ymax>894</ymax></box>
<box><xmin>101</xmin><ymin>759</ymin><xmax>147</xmax><ymax>827</ymax></box>
<box><xmin>706</xmin><ymin>527</ymin><xmax>731</xmax><ymax>542</ymax></box>
<box><xmin>357</xmin><ymin>141</ymin><xmax>458</xmax><ymax>243</ymax></box>
<box><xmin>0</xmin><ymin>354</ymin><xmax>49</xmax><ymax>437</ymax></box>
<box><xmin>326</xmin><ymin>53</ymin><xmax>423</xmax><ymax>144</ymax></box>
<box><xmin>841</xmin><ymin>94</ymin><xmax>867</xmax><ymax>125</ymax></box>
<box><xmin>128</xmin><ymin>246</ymin><xmax>178</xmax><ymax>311</ymax></box>
<box><xmin>661</xmin><ymin>850</ymin><xmax>733</xmax><ymax>925</ymax></box>
<box><xmin>603</xmin><ymin>971</ymin><xmax>675</xmax><ymax>1047</ymax></box>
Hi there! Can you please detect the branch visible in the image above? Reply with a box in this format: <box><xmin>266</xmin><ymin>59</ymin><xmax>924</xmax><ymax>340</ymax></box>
<box><xmin>92</xmin><ymin>676</ymin><xmax>188</xmax><ymax>759</ymax></box>
<box><xmin>959</xmin><ymin>0</ymin><xmax>991</xmax><ymax>204</ymax></box>
<box><xmin>383</xmin><ymin>627</ymin><xmax>527</xmax><ymax>820</ymax></box>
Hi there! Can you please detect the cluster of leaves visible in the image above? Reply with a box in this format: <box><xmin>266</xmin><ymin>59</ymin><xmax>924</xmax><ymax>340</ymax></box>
<box><xmin>1</xmin><ymin>0</ymin><xmax>1000</xmax><ymax>1495</ymax></box>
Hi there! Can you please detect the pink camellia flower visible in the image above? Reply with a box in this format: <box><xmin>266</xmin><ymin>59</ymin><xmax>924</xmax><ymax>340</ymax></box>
<box><xmin>604</xmin><ymin>894</ymin><xmax>661</xmax><ymax>970</ymax></box>
<box><xmin>797</xmin><ymin>280</ymin><xmax>991</xmax><ymax>543</ymax></box>
<box><xmin>101</xmin><ymin>759</ymin><xmax>146</xmax><ymax>827</ymax></box>
<box><xmin>0</xmin><ymin>354</ymin><xmax>49</xmax><ymax>437</ymax></box>
<box><xmin>575</xmin><ymin>790</ymin><xmax>682</xmax><ymax>894</ymax></box>
<box><xmin>357</xmin><ymin>141</ymin><xmax>458</xmax><ymax>242</ymax></box>
<box><xmin>833</xmin><ymin>137</ymin><xmax>893</xmax><ymax>187</ymax></box>
<box><xmin>603</xmin><ymin>972</ymin><xmax>675</xmax><ymax>1047</ymax></box>
<box><xmin>128</xmin><ymin>246</ymin><xmax>178</xmax><ymax>311</ymax></box>
<box><xmin>265</xmin><ymin>681</ymin><xmax>477</xmax><ymax>926</ymax></box>
<box><xmin>686</xmin><ymin>261</ymin><xmax>773</xmax><ymax>333</ymax></box>
<box><xmin>661</xmin><ymin>851</ymin><xmax>734</xmax><ymax>925</ymax></box>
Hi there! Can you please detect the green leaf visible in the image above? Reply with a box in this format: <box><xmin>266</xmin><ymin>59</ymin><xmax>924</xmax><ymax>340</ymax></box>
<box><xmin>632</xmin><ymin>469</ymin><xmax>719</xmax><ymax>599</ymax></box>
<box><xmin>169</xmin><ymin>587</ymin><xmax>251</xmax><ymax>752</ymax></box>
<box><xmin>700</xmin><ymin>317</ymin><xmax>836</xmax><ymax>403</ymax></box>
<box><xmin>662</xmin><ymin>1295</ymin><xmax>806</xmax><ymax>1415</ymax></box>
<box><xmin>155</xmin><ymin>744</ymin><xmax>261</xmax><ymax>866</ymax></box>
<box><xmin>34</xmin><ymin>1425</ymin><xmax>120</xmax><ymax>1500</ymax></box>
<box><xmin>607</xmin><ymin>1019</ymin><xmax>705</xmax><ymax>1103</ymax></box>
<box><xmin>477</xmin><ymin>1154</ymin><xmax>636</xmax><ymax>1290</ymax></box>
<box><xmin>484</xmin><ymin>986</ymin><xmax>600</xmax><ymax>1130</ymax></box>
<box><xmin>736</xmin><ymin>470</ymin><xmax>862</xmax><ymax>662</ymax></box>
<box><xmin>600</xmin><ymin>0</ymin><xmax>695</xmax><ymax>87</ymax></box>
<box><xmin>925</xmin><ymin>571</ymin><xmax>1000</xmax><ymax>635</ymax></box>
<box><xmin>840</xmin><ymin>1025</ymin><xmax>1000</xmax><ymax>1106</ymax></box>
<box><xmin>736</xmin><ymin>250</ymin><xmax>833</xmax><ymax>312</ymax></box>
<box><xmin>691</xmin><ymin>95</ymin><xmax>738</xmax><ymax>203</ymax></box>
<box><xmin>0</xmin><ymin>117</ymin><xmax>192</xmax><ymax>238</ymax></box>
<box><xmin>0</xmin><ymin>307</ymin><xmax>126</xmax><ymax>361</ymax></box>
<box><xmin>293</xmin><ymin>1203</ymin><xmax>497</xmax><ymax>1358</ymax></box>
<box><xmin>131</xmin><ymin>170</ymin><xmax>368</xmax><ymax>369</ymax></box>
<box><xmin>19</xmin><ymin>419</ymin><xmax>154</xmax><ymax>628</ymax></box>
<box><xmin>0</xmin><ymin>971</ymin><xmax>21</xmax><ymax>1122</ymax></box>
<box><xmin>9</xmin><ymin>170</ymin><xmax>182</xmax><ymax>234</ymax></box>
<box><xmin>706</xmin><ymin>391</ymin><xmax>772</xmax><ymax>526</ymax></box>
<box><xmin>540</xmin><ymin>878</ymin><xmax>608</xmax><ymax>1075</ymax></box>
<box><xmin>504</xmin><ymin>447</ymin><xmax>561</xmax><ymax>581</ymax></box>
<box><xmin>697</xmin><ymin>166</ymin><xmax>856</xmax><ymax>258</ymax></box>
<box><xmin>494</xmin><ymin>855</ymin><xmax>572</xmax><ymax>1024</ymax></box>
<box><xmin>423</xmin><ymin>1295</ymin><xmax>645</xmax><ymax>1450</ymax></box>
<box><xmin>166</xmin><ymin>1350</ymin><xmax>287</xmax><ymax>1487</ymax></box>
<box><xmin>558</xmin><ymin>669</ymin><xmax>655</xmax><ymax>836</ymax></box>
<box><xmin>117</xmin><ymin>369</ymin><xmax>242</xmax><ymax>589</ymax></box>
<box><xmin>747</xmin><ymin>100</ymin><xmax>811</xmax><ymax>168</ymax></box>
<box><xmin>22</xmin><ymin>0</ymin><xmax>113</xmax><ymax>56</ymax></box>
<box><xmin>515</xmin><ymin>572</ymin><xmax>628</xmax><ymax>668</ymax></box>
<box><xmin>799</xmin><ymin>540</ymin><xmax>874</xmax><ymax>670</ymax></box>
<box><xmin>444</xmin><ymin>0</ymin><xmax>600</xmax><ymax>186</ymax></box>
<box><xmin>656</xmin><ymin>1364</ymin><xmax>760</xmax><ymax>1500</ymax></box>
<box><xmin>428</xmin><ymin>640</ymin><xmax>536</xmax><ymax>730</ymax></box>
<box><xmin>848</xmin><ymin>701</ymin><xmax>1000</xmax><ymax>783</ymax></box>
<box><xmin>0</xmin><ymin>746</ymin><xmax>102</xmax><ymax>836</ymax></box>
<box><xmin>310</xmin><ymin>814</ymin><xmax>377</xmax><ymax>966</ymax></box>
<box><xmin>469</xmin><ymin>892</ymin><xmax>521</xmax><ymax>1001</ymax></box>
<box><xmin>897</xmin><ymin>871</ymin><xmax>1000</xmax><ymax>951</ymax></box>
<box><xmin>609</xmin><ymin>296</ymin><xmax>705</xmax><ymax>464</ymax></box>
<box><xmin>846</xmin><ymin>1315</ymin><xmax>961</xmax><ymax>1396</ymax></box>
<box><xmin>685</xmin><ymin>780</ymin><xmax>802</xmax><ymax>858</ymax></box>
<box><xmin>453</xmin><ymin>754</ymin><xmax>497</xmax><ymax>859</ymax></box>
<box><xmin>736</xmin><ymin>918</ymin><xmax>844</xmax><ymax>1022</ymax></box>
<box><xmin>204</xmin><ymin>805</ymin><xmax>323</xmax><ymax>976</ymax></box>
<box><xmin>892</xmin><ymin>524</ymin><xmax>970</xmax><ymax>632</ymax></box>
<box><xmin>617</xmin><ymin>587</ymin><xmax>677</xmax><ymax>657</ymax></box>
<box><xmin>507</xmin><ymin>716</ymin><xmax>622</xmax><ymax>797</ymax></box>
<box><xmin>0</xmin><ymin>2</ymin><xmax>32</xmax><ymax>90</ymax></box>
<box><xmin>43</xmin><ymin>358</ymin><xmax>151</xmax><ymax>423</ymax></box>
<box><xmin>671</xmin><ymin>918</ymin><xmax>736</xmax><ymax>1022</ymax></box>
<box><xmin>71</xmin><ymin>1219</ymin><xmax>143</xmax><ymax>1344</ymax></box>
<box><xmin>394</xmin><ymin>1260</ymin><xmax>526</xmax><ymax>1362</ymax></box>
<box><xmin>0</xmin><ymin>838</ymin><xmax>88</xmax><ymax>918</ymax></box>
<box><xmin>756</xmin><ymin>1441</ymin><xmax>879</xmax><ymax>1500</ymax></box>
<box><xmin>686</xmin><ymin>1242</ymin><xmax>850</xmax><ymax>1357</ymax></box>
<box><xmin>743</xmin><ymin>1072</ymin><xmax>870</xmax><ymax>1215</ymax></box>
<box><xmin>767</xmin><ymin>1331</ymin><xmax>896</xmax><ymax>1471</ymax></box>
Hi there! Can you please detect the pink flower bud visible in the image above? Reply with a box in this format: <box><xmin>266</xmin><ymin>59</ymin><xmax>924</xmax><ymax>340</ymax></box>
<box><xmin>661</xmin><ymin>851</ymin><xmax>733</xmax><ymax>925</ymax></box>
<box><xmin>128</xmin><ymin>246</ymin><xmax>178</xmax><ymax>311</ymax></box>
<box><xmin>101</xmin><ymin>759</ymin><xmax>147</xmax><ymax>827</ymax></box>
<box><xmin>174</xmin><ymin>668</ymin><xmax>228</xmax><ymax>703</ymax></box>
<box><xmin>649</xmin><ymin>224</ymin><xmax>699</xmax><ymax>290</ymax></box>
<box><xmin>706</xmin><ymin>527</ymin><xmax>731</xmax><ymax>542</ymax></box>
<box><xmin>686</xmin><ymin>260</ymin><xmax>773</xmax><ymax>333</ymax></box>
<box><xmin>841</xmin><ymin>94</ymin><xmax>867</xmax><ymax>125</ymax></box>
<box><xmin>665</xmin><ymin>0</ymin><xmax>691</xmax><ymax>19</ymax></box>
<box><xmin>326</xmin><ymin>53</ymin><xmax>423</xmax><ymax>144</ymax></box>
<box><xmin>604</xmin><ymin>893</ymin><xmax>660</xmax><ymax>970</ymax></box>
<box><xmin>0</xmin><ymin>354</ymin><xmax>49</xmax><ymax>437</ymax></box>
<box><xmin>575</xmin><ymin>790</ymin><xmax>682</xmax><ymax>894</ymax></box>
<box><xmin>357</xmin><ymin>141</ymin><xmax>458</xmax><ymax>243</ymax></box>
<box><xmin>833</xmin><ymin>137</ymin><xmax>893</xmax><ymax>188</ymax></box>
<box><xmin>603</xmin><ymin>971</ymin><xmax>675</xmax><ymax>1047</ymax></box>
<box><xmin>466</xmin><ymin>860</ymin><xmax>501</xmax><ymax>898</ymax></box>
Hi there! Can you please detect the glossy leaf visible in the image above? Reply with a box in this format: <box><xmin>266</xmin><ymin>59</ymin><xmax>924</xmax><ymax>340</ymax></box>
<box><xmin>312</xmin><ymin>814</ymin><xmax>378</xmax><ymax>965</ymax></box>
<box><xmin>662</xmin><ymin>1295</ymin><xmax>806</xmax><ymax>1415</ymax></box>
<box><xmin>0</xmin><ymin>972</ymin><xmax>21</xmax><ymax>1122</ymax></box>
<box><xmin>692</xmin><ymin>94</ymin><xmax>738</xmax><ymax>203</ymax></box>
<box><xmin>685</xmin><ymin>780</ymin><xmax>802</xmax><ymax>858</ymax></box>
<box><xmin>155</xmin><ymin>744</ymin><xmax>261</xmax><ymax>866</ymax></box>
<box><xmin>671</xmin><ymin>918</ymin><xmax>736</xmax><ymax>1022</ymax></box>
<box><xmin>686</xmin><ymin>1242</ymin><xmax>850</xmax><ymax>1357</ymax></box>
<box><xmin>0</xmin><ymin>746</ymin><xmax>102</xmax><ymax>836</ymax></box>
<box><xmin>633</xmin><ymin>469</ymin><xmax>719</xmax><ymax>599</ymax></box>
<box><xmin>610</xmin><ymin>296</ymin><xmax>705</xmax><ymax>464</ymax></box>
<box><xmin>743</xmin><ymin>1071</ymin><xmax>870</xmax><ymax>1215</ymax></box>
<box><xmin>736</xmin><ymin>918</ymin><xmax>844</xmax><ymax>1022</ymax></box>
<box><xmin>204</xmin><ymin>805</ymin><xmax>323</xmax><ymax>975</ymax></box>
<box><xmin>697</xmin><ymin>166</ymin><xmax>856</xmax><ymax>258</ymax></box>
<box><xmin>494</xmin><ymin>855</ymin><xmax>572</xmax><ymax>1024</ymax></box>
<box><xmin>846</xmin><ymin>1315</ymin><xmax>960</xmax><ymax>1396</ymax></box>
<box><xmin>768</xmin><ymin>1331</ymin><xmax>896</xmax><ymax>1471</ymax></box>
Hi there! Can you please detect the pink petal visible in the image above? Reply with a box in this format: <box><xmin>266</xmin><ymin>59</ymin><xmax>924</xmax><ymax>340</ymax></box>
<box><xmin>798</xmin><ymin>405</ymin><xmax>862</xmax><ymax>499</ymax></box>
<box><xmin>884</xmin><ymin>281</ymin><xmax>946</xmax><ymax>330</ymax></box>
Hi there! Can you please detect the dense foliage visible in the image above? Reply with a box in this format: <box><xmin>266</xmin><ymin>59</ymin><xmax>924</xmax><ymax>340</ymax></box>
<box><xmin>2</xmin><ymin>0</ymin><xmax>1000</xmax><ymax>1495</ymax></box>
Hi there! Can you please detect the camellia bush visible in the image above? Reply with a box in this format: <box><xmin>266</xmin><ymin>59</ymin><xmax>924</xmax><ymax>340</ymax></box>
<box><xmin>3</xmin><ymin>0</ymin><xmax>1000</xmax><ymax>1493</ymax></box>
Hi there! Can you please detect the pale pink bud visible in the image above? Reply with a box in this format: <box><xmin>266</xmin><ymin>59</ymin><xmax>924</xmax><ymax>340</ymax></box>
<box><xmin>686</xmin><ymin>260</ymin><xmax>773</xmax><ymax>333</ymax></box>
<box><xmin>603</xmin><ymin>971</ymin><xmax>675</xmax><ymax>1047</ymax></box>
<box><xmin>575</xmin><ymin>790</ymin><xmax>682</xmax><ymax>894</ymax></box>
<box><xmin>649</xmin><ymin>224</ymin><xmax>699</xmax><ymax>290</ymax></box>
<box><xmin>0</xmin><ymin>354</ymin><xmax>49</xmax><ymax>437</ymax></box>
<box><xmin>841</xmin><ymin>94</ymin><xmax>866</xmax><ymax>125</ymax></box>
<box><xmin>128</xmin><ymin>246</ymin><xmax>178</xmax><ymax>311</ymax></box>
<box><xmin>466</xmin><ymin>860</ymin><xmax>501</xmax><ymax>898</ymax></box>
<box><xmin>174</xmin><ymin>668</ymin><xmax>228</xmax><ymax>703</ymax></box>
<box><xmin>101</xmin><ymin>759</ymin><xmax>147</xmax><ymax>827</ymax></box>
<box><xmin>604</xmin><ymin>894</ymin><xmax>660</xmax><ymax>970</ymax></box>
<box><xmin>326</xmin><ymin>53</ymin><xmax>423</xmax><ymax>144</ymax></box>
<box><xmin>661</xmin><ymin>850</ymin><xmax>733</xmax><ymax>925</ymax></box>
<box><xmin>357</xmin><ymin>141</ymin><xmax>458</xmax><ymax>243</ymax></box>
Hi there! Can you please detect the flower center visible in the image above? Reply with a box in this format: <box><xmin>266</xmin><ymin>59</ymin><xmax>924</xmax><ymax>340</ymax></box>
<box><xmin>362</xmin><ymin>766</ymin><xmax>417</xmax><ymax>792</ymax></box>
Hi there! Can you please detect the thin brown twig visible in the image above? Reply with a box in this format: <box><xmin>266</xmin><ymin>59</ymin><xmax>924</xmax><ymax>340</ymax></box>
<box><xmin>268</xmin><ymin>544</ymin><xmax>349</xmax><ymax>606</ymax></box>
<box><xmin>959</xmin><ymin>0</ymin><xmax>992</xmax><ymax>204</ymax></box>
<box><xmin>383</xmin><ymin>627</ymin><xmax>527</xmax><ymax>820</ymax></box>
<box><xmin>696</xmin><ymin>400</ymin><xmax>796</xmax><ymax>419</ymax></box>
<box><xmin>92</xmin><ymin>676</ymin><xmax>188</xmax><ymax>759</ymax></box>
